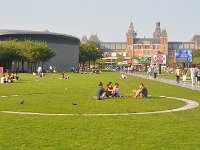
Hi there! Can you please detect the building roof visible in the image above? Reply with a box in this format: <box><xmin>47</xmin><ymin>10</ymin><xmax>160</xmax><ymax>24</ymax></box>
<box><xmin>0</xmin><ymin>29</ymin><xmax>79</xmax><ymax>41</ymax></box>
<box><xmin>134</xmin><ymin>38</ymin><xmax>160</xmax><ymax>44</ymax></box>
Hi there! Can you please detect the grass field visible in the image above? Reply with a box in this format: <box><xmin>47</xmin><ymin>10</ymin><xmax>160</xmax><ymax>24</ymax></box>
<box><xmin>0</xmin><ymin>72</ymin><xmax>200</xmax><ymax>149</ymax></box>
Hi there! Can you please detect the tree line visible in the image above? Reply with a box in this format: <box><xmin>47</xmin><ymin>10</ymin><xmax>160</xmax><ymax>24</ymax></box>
<box><xmin>0</xmin><ymin>39</ymin><xmax>55</xmax><ymax>72</ymax></box>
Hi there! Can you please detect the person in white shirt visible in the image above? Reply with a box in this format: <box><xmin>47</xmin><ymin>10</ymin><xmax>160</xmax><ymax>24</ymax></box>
<box><xmin>112</xmin><ymin>83</ymin><xmax>121</xmax><ymax>97</ymax></box>
<box><xmin>175</xmin><ymin>66</ymin><xmax>181</xmax><ymax>83</ymax></box>
<box><xmin>37</xmin><ymin>66</ymin><xmax>42</xmax><ymax>77</ymax></box>
<box><xmin>1</xmin><ymin>75</ymin><xmax>6</xmax><ymax>83</ymax></box>
<box><xmin>190</xmin><ymin>65</ymin><xmax>196</xmax><ymax>85</ymax></box>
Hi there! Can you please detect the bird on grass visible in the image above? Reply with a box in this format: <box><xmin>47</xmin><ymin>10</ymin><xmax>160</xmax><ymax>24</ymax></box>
<box><xmin>20</xmin><ymin>100</ymin><xmax>24</xmax><ymax>105</ymax></box>
<box><xmin>72</xmin><ymin>101</ymin><xmax>77</xmax><ymax>105</ymax></box>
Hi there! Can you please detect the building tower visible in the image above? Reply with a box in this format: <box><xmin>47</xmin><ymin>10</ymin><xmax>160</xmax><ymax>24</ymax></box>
<box><xmin>126</xmin><ymin>22</ymin><xmax>137</xmax><ymax>57</ymax></box>
<box><xmin>89</xmin><ymin>34</ymin><xmax>100</xmax><ymax>43</ymax></box>
<box><xmin>153</xmin><ymin>22</ymin><xmax>162</xmax><ymax>39</ymax></box>
<box><xmin>81</xmin><ymin>35</ymin><xmax>88</xmax><ymax>43</ymax></box>
<box><xmin>160</xmin><ymin>29</ymin><xmax>168</xmax><ymax>55</ymax></box>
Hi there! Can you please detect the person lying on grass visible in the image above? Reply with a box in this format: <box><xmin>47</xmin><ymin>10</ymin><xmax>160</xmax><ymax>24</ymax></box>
<box><xmin>133</xmin><ymin>83</ymin><xmax>148</xmax><ymax>99</ymax></box>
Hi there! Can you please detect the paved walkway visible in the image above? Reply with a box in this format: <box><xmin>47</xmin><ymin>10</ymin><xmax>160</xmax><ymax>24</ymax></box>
<box><xmin>128</xmin><ymin>73</ymin><xmax>200</xmax><ymax>91</ymax></box>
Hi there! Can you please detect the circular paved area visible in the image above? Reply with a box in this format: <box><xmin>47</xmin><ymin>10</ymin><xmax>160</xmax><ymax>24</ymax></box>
<box><xmin>0</xmin><ymin>95</ymin><xmax>198</xmax><ymax>116</ymax></box>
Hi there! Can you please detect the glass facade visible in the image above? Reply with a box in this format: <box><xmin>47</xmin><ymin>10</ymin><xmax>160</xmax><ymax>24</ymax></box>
<box><xmin>100</xmin><ymin>42</ymin><xmax>126</xmax><ymax>50</ymax></box>
<box><xmin>168</xmin><ymin>42</ymin><xmax>195</xmax><ymax>50</ymax></box>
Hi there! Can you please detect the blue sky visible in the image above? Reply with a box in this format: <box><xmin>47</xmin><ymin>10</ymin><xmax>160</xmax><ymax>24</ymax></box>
<box><xmin>0</xmin><ymin>0</ymin><xmax>199</xmax><ymax>42</ymax></box>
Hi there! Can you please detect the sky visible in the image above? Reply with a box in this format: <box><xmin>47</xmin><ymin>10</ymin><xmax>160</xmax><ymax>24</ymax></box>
<box><xmin>0</xmin><ymin>0</ymin><xmax>199</xmax><ymax>42</ymax></box>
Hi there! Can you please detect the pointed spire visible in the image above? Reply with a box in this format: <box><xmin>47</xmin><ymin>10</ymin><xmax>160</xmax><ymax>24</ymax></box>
<box><xmin>129</xmin><ymin>22</ymin><xmax>133</xmax><ymax>29</ymax></box>
<box><xmin>153</xmin><ymin>22</ymin><xmax>162</xmax><ymax>38</ymax></box>
<box><xmin>126</xmin><ymin>22</ymin><xmax>137</xmax><ymax>38</ymax></box>
<box><xmin>161</xmin><ymin>29</ymin><xmax>168</xmax><ymax>37</ymax></box>
<box><xmin>89</xmin><ymin>34</ymin><xmax>100</xmax><ymax>43</ymax></box>
<box><xmin>81</xmin><ymin>35</ymin><xmax>88</xmax><ymax>43</ymax></box>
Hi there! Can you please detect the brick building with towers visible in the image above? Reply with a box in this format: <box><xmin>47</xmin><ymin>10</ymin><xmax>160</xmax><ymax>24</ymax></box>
<box><xmin>82</xmin><ymin>21</ymin><xmax>199</xmax><ymax>66</ymax></box>
<box><xmin>126</xmin><ymin>21</ymin><xmax>168</xmax><ymax>58</ymax></box>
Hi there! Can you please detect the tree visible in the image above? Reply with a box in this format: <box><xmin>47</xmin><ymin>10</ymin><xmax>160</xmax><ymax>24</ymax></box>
<box><xmin>95</xmin><ymin>58</ymin><xmax>106</xmax><ymax>68</ymax></box>
<box><xmin>0</xmin><ymin>40</ymin><xmax>21</xmax><ymax>70</ymax></box>
<box><xmin>0</xmin><ymin>39</ymin><xmax>55</xmax><ymax>72</ymax></box>
<box><xmin>192</xmin><ymin>49</ymin><xmax>200</xmax><ymax>64</ymax></box>
<box><xmin>79</xmin><ymin>43</ymin><xmax>88</xmax><ymax>67</ymax></box>
<box><xmin>115</xmin><ymin>54</ymin><xmax>125</xmax><ymax>64</ymax></box>
<box><xmin>167</xmin><ymin>58</ymin><xmax>176</xmax><ymax>65</ymax></box>
<box><xmin>79</xmin><ymin>42</ymin><xmax>102</xmax><ymax>69</ymax></box>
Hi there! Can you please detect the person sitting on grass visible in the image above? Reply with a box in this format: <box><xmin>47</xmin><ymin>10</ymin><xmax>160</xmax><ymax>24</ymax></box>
<box><xmin>133</xmin><ymin>83</ymin><xmax>148</xmax><ymax>99</ymax></box>
<box><xmin>121</xmin><ymin>73</ymin><xmax>127</xmax><ymax>79</ymax></box>
<box><xmin>60</xmin><ymin>72</ymin><xmax>69</xmax><ymax>79</ymax></box>
<box><xmin>93</xmin><ymin>82</ymin><xmax>106</xmax><ymax>100</ymax></box>
<box><xmin>112</xmin><ymin>83</ymin><xmax>121</xmax><ymax>97</ymax></box>
<box><xmin>106</xmin><ymin>82</ymin><xmax>113</xmax><ymax>97</ymax></box>
<box><xmin>1</xmin><ymin>75</ymin><xmax>6</xmax><ymax>83</ymax></box>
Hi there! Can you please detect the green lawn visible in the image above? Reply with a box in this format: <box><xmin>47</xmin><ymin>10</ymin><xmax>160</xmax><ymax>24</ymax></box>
<box><xmin>0</xmin><ymin>72</ymin><xmax>200</xmax><ymax>149</ymax></box>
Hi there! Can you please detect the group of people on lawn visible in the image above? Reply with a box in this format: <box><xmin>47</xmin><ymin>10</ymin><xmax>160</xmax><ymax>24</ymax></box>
<box><xmin>94</xmin><ymin>82</ymin><xmax>121</xmax><ymax>100</ymax></box>
<box><xmin>94</xmin><ymin>81</ymin><xmax>148</xmax><ymax>100</ymax></box>
<box><xmin>1</xmin><ymin>71</ymin><xmax>19</xmax><ymax>83</ymax></box>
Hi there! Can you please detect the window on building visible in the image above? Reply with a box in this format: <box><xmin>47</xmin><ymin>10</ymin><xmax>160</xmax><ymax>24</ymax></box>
<box><xmin>122</xmin><ymin>44</ymin><xmax>126</xmax><ymax>49</ymax></box>
<box><xmin>179</xmin><ymin>44</ymin><xmax>183</xmax><ymax>49</ymax></box>
<box><xmin>143</xmin><ymin>41</ymin><xmax>151</xmax><ymax>44</ymax></box>
<box><xmin>111</xmin><ymin>44</ymin><xmax>116</xmax><ymax>49</ymax></box>
<box><xmin>143</xmin><ymin>50</ymin><xmax>150</xmax><ymax>55</ymax></box>
<box><xmin>168</xmin><ymin>52</ymin><xmax>174</xmax><ymax>59</ymax></box>
<box><xmin>190</xmin><ymin>44</ymin><xmax>195</xmax><ymax>49</ymax></box>
<box><xmin>144</xmin><ymin>45</ymin><xmax>150</xmax><ymax>49</ymax></box>
<box><xmin>168</xmin><ymin>44</ymin><xmax>173</xmax><ymax>50</ymax></box>
<box><xmin>100</xmin><ymin>44</ymin><xmax>105</xmax><ymax>49</ymax></box>
<box><xmin>111</xmin><ymin>52</ymin><xmax>116</xmax><ymax>57</ymax></box>
<box><xmin>134</xmin><ymin>45</ymin><xmax>139</xmax><ymax>49</ymax></box>
<box><xmin>173</xmin><ymin>44</ymin><xmax>179</xmax><ymax>49</ymax></box>
<box><xmin>116</xmin><ymin>44</ymin><xmax>122</xmax><ymax>49</ymax></box>
<box><xmin>183</xmin><ymin>44</ymin><xmax>189</xmax><ymax>49</ymax></box>
<box><xmin>105</xmin><ymin>44</ymin><xmax>110</xmax><ymax>49</ymax></box>
<box><xmin>157</xmin><ymin>45</ymin><xmax>161</xmax><ymax>49</ymax></box>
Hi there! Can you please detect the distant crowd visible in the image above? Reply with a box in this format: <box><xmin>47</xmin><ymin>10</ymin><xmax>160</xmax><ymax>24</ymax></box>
<box><xmin>174</xmin><ymin>65</ymin><xmax>200</xmax><ymax>85</ymax></box>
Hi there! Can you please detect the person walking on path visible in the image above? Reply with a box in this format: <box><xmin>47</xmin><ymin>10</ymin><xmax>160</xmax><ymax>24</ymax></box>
<box><xmin>175</xmin><ymin>66</ymin><xmax>181</xmax><ymax>83</ymax></box>
<box><xmin>182</xmin><ymin>67</ymin><xmax>188</xmax><ymax>82</ymax></box>
<box><xmin>153</xmin><ymin>65</ymin><xmax>157</xmax><ymax>79</ymax></box>
<box><xmin>196</xmin><ymin>66</ymin><xmax>200</xmax><ymax>86</ymax></box>
<box><xmin>190</xmin><ymin>65</ymin><xmax>196</xmax><ymax>85</ymax></box>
